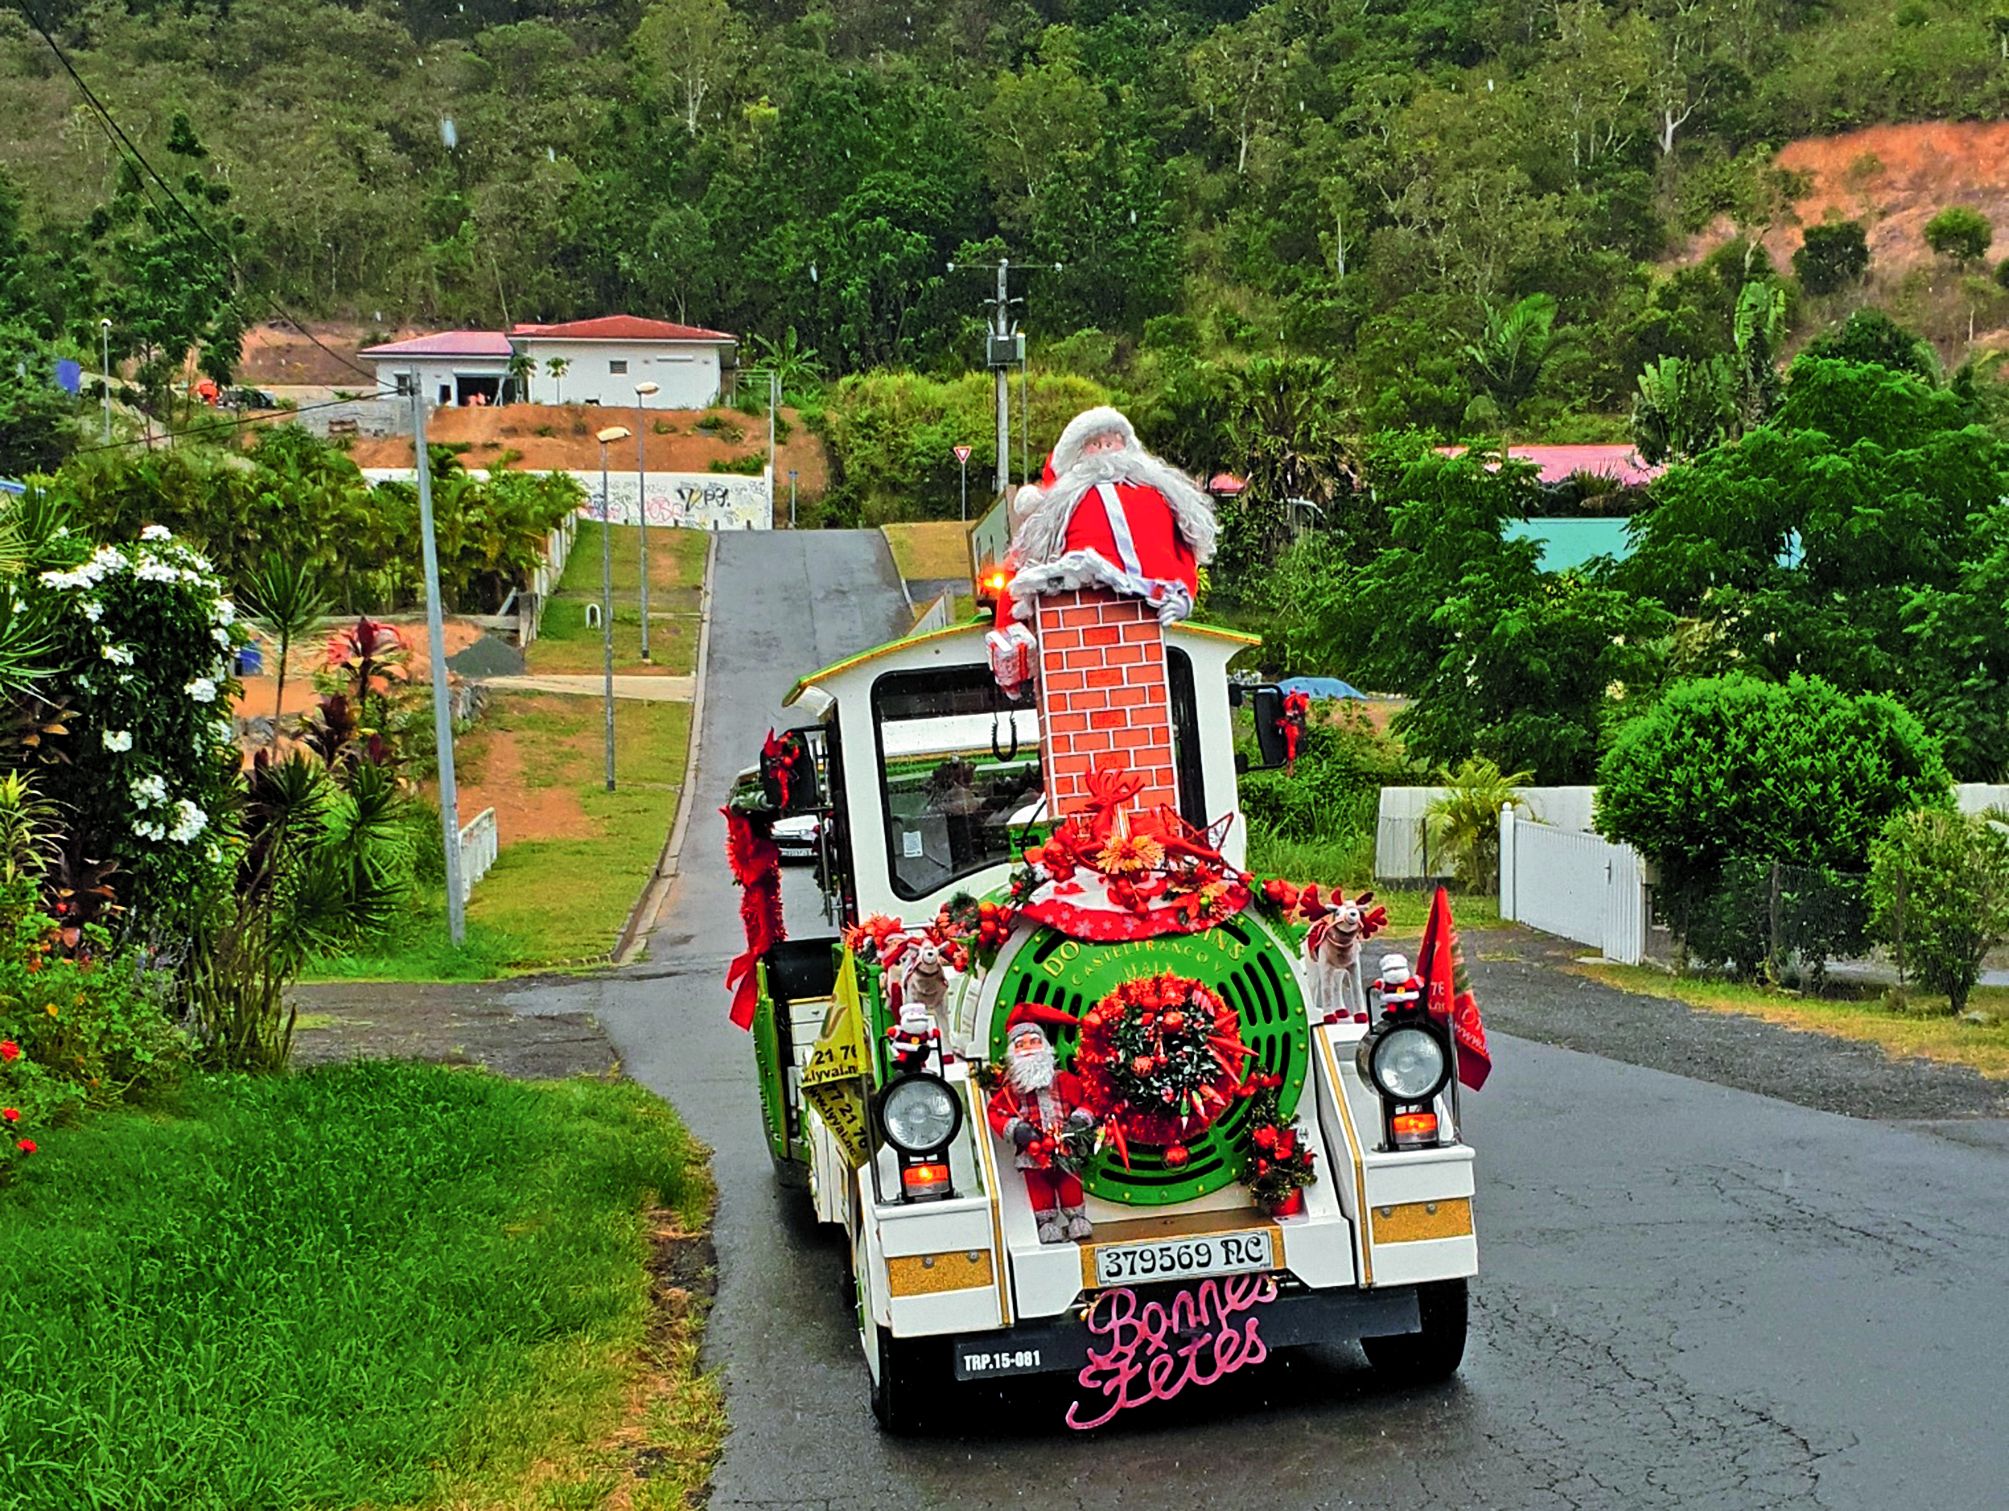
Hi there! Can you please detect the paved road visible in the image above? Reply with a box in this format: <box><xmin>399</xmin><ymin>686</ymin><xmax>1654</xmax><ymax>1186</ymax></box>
<box><xmin>506</xmin><ymin>530</ymin><xmax>2009</xmax><ymax>1510</ymax></box>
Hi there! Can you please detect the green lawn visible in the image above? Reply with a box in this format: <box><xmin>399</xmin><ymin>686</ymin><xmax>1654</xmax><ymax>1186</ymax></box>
<box><xmin>528</xmin><ymin>523</ymin><xmax>707</xmax><ymax>677</ymax></box>
<box><xmin>0</xmin><ymin>1063</ymin><xmax>721</xmax><ymax>1511</ymax></box>
<box><xmin>307</xmin><ymin>693</ymin><xmax>692</xmax><ymax>980</ymax></box>
<box><xmin>881</xmin><ymin>520</ymin><xmax>971</xmax><ymax>581</ymax></box>
<box><xmin>1579</xmin><ymin>963</ymin><xmax>2009</xmax><ymax>1080</ymax></box>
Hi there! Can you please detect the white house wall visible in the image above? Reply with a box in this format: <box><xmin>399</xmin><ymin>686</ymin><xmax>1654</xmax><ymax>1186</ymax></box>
<box><xmin>515</xmin><ymin>339</ymin><xmax>722</xmax><ymax>409</ymax></box>
<box><xmin>359</xmin><ymin>467</ymin><xmax>771</xmax><ymax>532</ymax></box>
<box><xmin>370</xmin><ymin>357</ymin><xmax>512</xmax><ymax>402</ymax></box>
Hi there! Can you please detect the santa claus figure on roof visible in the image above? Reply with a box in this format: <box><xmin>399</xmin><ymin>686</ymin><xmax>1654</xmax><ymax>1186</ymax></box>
<box><xmin>985</xmin><ymin>1004</ymin><xmax>1096</xmax><ymax>1244</ymax></box>
<box><xmin>1009</xmin><ymin>405</ymin><xmax>1218</xmax><ymax>620</ymax></box>
<box><xmin>987</xmin><ymin>406</ymin><xmax>1219</xmax><ymax>694</ymax></box>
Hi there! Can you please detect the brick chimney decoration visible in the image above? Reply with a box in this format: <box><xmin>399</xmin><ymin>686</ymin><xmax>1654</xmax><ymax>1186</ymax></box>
<box><xmin>1034</xmin><ymin>588</ymin><xmax>1178</xmax><ymax>816</ymax></box>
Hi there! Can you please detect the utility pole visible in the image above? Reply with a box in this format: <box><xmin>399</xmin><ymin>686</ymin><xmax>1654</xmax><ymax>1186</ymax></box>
<box><xmin>412</xmin><ymin>389</ymin><xmax>466</xmax><ymax>945</ymax></box>
<box><xmin>99</xmin><ymin>319</ymin><xmax>112</xmax><ymax>443</ymax></box>
<box><xmin>634</xmin><ymin>381</ymin><xmax>659</xmax><ymax>661</ymax></box>
<box><xmin>947</xmin><ymin>256</ymin><xmax>1060</xmax><ymax>497</ymax></box>
<box><xmin>596</xmin><ymin>425</ymin><xmax>632</xmax><ymax>792</ymax></box>
<box><xmin>788</xmin><ymin>469</ymin><xmax>798</xmax><ymax>528</ymax></box>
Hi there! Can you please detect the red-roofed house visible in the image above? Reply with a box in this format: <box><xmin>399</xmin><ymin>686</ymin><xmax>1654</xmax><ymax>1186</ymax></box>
<box><xmin>510</xmin><ymin>315</ymin><xmax>737</xmax><ymax>409</ymax></box>
<box><xmin>359</xmin><ymin>330</ymin><xmax>516</xmax><ymax>407</ymax></box>
<box><xmin>1436</xmin><ymin>443</ymin><xmax>1663</xmax><ymax>489</ymax></box>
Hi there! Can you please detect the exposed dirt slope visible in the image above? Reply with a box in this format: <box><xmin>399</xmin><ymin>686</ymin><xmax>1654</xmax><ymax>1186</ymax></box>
<box><xmin>1688</xmin><ymin>121</ymin><xmax>2009</xmax><ymax>272</ymax></box>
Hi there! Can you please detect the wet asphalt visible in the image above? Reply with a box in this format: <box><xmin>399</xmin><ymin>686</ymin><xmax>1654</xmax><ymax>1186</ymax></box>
<box><xmin>504</xmin><ymin>530</ymin><xmax>2009</xmax><ymax>1510</ymax></box>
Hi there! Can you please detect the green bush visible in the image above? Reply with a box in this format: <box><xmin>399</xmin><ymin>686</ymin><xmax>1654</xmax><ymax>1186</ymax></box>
<box><xmin>1867</xmin><ymin>809</ymin><xmax>2009</xmax><ymax>1015</ymax></box>
<box><xmin>1924</xmin><ymin>206</ymin><xmax>1994</xmax><ymax>266</ymax></box>
<box><xmin>1793</xmin><ymin>220</ymin><xmax>1870</xmax><ymax>294</ymax></box>
<box><xmin>1426</xmin><ymin>757</ymin><xmax>1531</xmax><ymax>895</ymax></box>
<box><xmin>1596</xmin><ymin>674</ymin><xmax>1951</xmax><ymax>975</ymax></box>
<box><xmin>1238</xmin><ymin>710</ymin><xmax>1413</xmax><ymax>875</ymax></box>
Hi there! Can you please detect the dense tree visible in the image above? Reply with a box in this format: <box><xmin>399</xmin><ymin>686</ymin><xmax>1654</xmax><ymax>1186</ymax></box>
<box><xmin>1793</xmin><ymin>220</ymin><xmax>1870</xmax><ymax>295</ymax></box>
<box><xmin>1924</xmin><ymin>206</ymin><xmax>1994</xmax><ymax>267</ymax></box>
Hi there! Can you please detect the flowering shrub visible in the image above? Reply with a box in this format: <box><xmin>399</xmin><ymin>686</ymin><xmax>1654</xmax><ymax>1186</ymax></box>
<box><xmin>28</xmin><ymin>527</ymin><xmax>245</xmax><ymax>938</ymax></box>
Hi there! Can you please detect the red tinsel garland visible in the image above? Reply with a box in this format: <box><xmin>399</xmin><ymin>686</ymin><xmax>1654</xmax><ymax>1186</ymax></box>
<box><xmin>1073</xmin><ymin>973</ymin><xmax>1250</xmax><ymax>1162</ymax></box>
<box><xmin>723</xmin><ymin>806</ymin><xmax>785</xmax><ymax>1029</ymax></box>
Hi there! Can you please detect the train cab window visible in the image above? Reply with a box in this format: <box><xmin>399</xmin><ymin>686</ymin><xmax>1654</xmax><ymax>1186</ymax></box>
<box><xmin>872</xmin><ymin>668</ymin><xmax>1043</xmax><ymax>900</ymax></box>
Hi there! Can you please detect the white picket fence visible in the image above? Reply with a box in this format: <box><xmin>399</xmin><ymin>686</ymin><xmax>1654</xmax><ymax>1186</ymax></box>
<box><xmin>457</xmin><ymin>807</ymin><xmax>500</xmax><ymax>904</ymax></box>
<box><xmin>1499</xmin><ymin>808</ymin><xmax>1647</xmax><ymax>965</ymax></box>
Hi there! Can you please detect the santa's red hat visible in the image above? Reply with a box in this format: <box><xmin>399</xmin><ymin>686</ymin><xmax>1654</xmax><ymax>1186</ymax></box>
<box><xmin>1003</xmin><ymin>1001</ymin><xmax>1076</xmax><ymax>1044</ymax></box>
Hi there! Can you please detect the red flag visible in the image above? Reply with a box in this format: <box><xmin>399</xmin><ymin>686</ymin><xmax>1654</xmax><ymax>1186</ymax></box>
<box><xmin>1418</xmin><ymin>885</ymin><xmax>1492</xmax><ymax>1091</ymax></box>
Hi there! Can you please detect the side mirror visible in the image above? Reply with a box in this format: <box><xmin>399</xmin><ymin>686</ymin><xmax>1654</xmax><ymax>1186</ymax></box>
<box><xmin>1250</xmin><ymin>686</ymin><xmax>1289</xmax><ymax>770</ymax></box>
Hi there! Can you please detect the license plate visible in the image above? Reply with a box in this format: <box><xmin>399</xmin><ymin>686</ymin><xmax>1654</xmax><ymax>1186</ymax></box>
<box><xmin>1092</xmin><ymin>1229</ymin><xmax>1275</xmax><ymax>1288</ymax></box>
<box><xmin>956</xmin><ymin>1345</ymin><xmax>1048</xmax><ymax>1379</ymax></box>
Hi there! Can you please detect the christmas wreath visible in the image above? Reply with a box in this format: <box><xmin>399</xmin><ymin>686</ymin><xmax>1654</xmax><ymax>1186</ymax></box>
<box><xmin>1073</xmin><ymin>972</ymin><xmax>1250</xmax><ymax>1164</ymax></box>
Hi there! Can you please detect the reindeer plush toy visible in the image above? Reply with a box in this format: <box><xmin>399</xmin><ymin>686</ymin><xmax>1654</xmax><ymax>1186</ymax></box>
<box><xmin>899</xmin><ymin>939</ymin><xmax>957</xmax><ymax>1035</ymax></box>
<box><xmin>1300</xmin><ymin>886</ymin><xmax>1383</xmax><ymax>1020</ymax></box>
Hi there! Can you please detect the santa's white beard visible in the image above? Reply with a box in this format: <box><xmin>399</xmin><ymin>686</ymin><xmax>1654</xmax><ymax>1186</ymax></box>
<box><xmin>1006</xmin><ymin>1040</ymin><xmax>1056</xmax><ymax>1092</ymax></box>
<box><xmin>1012</xmin><ymin>446</ymin><xmax>1218</xmax><ymax>570</ymax></box>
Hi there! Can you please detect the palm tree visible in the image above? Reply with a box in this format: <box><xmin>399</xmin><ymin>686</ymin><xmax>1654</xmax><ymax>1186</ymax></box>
<box><xmin>1462</xmin><ymin>294</ymin><xmax>1562</xmax><ymax>432</ymax></box>
<box><xmin>1222</xmin><ymin>356</ymin><xmax>1350</xmax><ymax>565</ymax></box>
<box><xmin>506</xmin><ymin>351</ymin><xmax>536</xmax><ymax>404</ymax></box>
<box><xmin>243</xmin><ymin>553</ymin><xmax>331</xmax><ymax>728</ymax></box>
<box><xmin>747</xmin><ymin>328</ymin><xmax>825</xmax><ymax>404</ymax></box>
<box><xmin>1426</xmin><ymin>756</ymin><xmax>1533</xmax><ymax>894</ymax></box>
<box><xmin>544</xmin><ymin>356</ymin><xmax>570</xmax><ymax>404</ymax></box>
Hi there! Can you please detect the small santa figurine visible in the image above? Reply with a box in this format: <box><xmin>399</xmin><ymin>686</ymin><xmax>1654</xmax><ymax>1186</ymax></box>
<box><xmin>886</xmin><ymin>997</ymin><xmax>940</xmax><ymax>1075</ymax></box>
<box><xmin>1372</xmin><ymin>952</ymin><xmax>1426</xmax><ymax>1017</ymax></box>
<box><xmin>985</xmin><ymin>1004</ymin><xmax>1096</xmax><ymax>1244</ymax></box>
<box><xmin>987</xmin><ymin>407</ymin><xmax>1218</xmax><ymax>694</ymax></box>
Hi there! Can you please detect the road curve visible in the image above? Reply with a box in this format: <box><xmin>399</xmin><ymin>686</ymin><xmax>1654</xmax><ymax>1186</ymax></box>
<box><xmin>507</xmin><ymin>528</ymin><xmax>2009</xmax><ymax>1510</ymax></box>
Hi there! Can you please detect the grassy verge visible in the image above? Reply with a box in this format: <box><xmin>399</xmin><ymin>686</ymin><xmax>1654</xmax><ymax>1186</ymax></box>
<box><xmin>528</xmin><ymin>523</ymin><xmax>707</xmax><ymax>677</ymax></box>
<box><xmin>1578</xmin><ymin>963</ymin><xmax>2009</xmax><ymax>1080</ymax></box>
<box><xmin>307</xmin><ymin>692</ymin><xmax>692</xmax><ymax>979</ymax></box>
<box><xmin>881</xmin><ymin>520</ymin><xmax>970</xmax><ymax>581</ymax></box>
<box><xmin>0</xmin><ymin>1063</ymin><xmax>722</xmax><ymax>1511</ymax></box>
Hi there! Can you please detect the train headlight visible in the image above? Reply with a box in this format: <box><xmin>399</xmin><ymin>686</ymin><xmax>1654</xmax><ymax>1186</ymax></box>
<box><xmin>1357</xmin><ymin>1021</ymin><xmax>1452</xmax><ymax>1104</ymax></box>
<box><xmin>877</xmin><ymin>1072</ymin><xmax>963</xmax><ymax>1157</ymax></box>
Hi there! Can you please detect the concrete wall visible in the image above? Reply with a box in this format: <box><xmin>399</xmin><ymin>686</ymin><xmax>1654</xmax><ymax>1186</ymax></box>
<box><xmin>1376</xmin><ymin>785</ymin><xmax>1597</xmax><ymax>881</ymax></box>
<box><xmin>513</xmin><ymin>339</ymin><xmax>723</xmax><ymax>409</ymax></box>
<box><xmin>361</xmin><ymin>466</ymin><xmax>772</xmax><ymax>531</ymax></box>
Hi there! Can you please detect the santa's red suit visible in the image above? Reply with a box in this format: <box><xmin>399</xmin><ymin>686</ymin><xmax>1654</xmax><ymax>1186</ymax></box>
<box><xmin>985</xmin><ymin>1067</ymin><xmax>1093</xmax><ymax>1214</ymax></box>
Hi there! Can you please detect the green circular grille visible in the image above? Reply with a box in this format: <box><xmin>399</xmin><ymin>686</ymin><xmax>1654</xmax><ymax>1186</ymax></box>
<box><xmin>987</xmin><ymin>912</ymin><xmax>1309</xmax><ymax>1206</ymax></box>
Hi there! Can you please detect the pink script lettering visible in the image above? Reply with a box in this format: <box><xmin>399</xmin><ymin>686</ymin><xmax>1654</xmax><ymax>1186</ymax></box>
<box><xmin>1065</xmin><ymin>1273</ymin><xmax>1280</xmax><ymax>1430</ymax></box>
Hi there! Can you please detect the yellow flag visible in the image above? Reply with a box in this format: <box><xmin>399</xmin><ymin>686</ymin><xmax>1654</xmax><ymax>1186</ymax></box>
<box><xmin>801</xmin><ymin>945</ymin><xmax>871</xmax><ymax>1166</ymax></box>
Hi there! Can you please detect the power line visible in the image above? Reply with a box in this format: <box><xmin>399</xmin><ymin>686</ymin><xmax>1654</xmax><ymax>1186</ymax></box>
<box><xmin>69</xmin><ymin>394</ymin><xmax>385</xmax><ymax>457</ymax></box>
<box><xmin>20</xmin><ymin>4</ymin><xmax>379</xmax><ymax>387</ymax></box>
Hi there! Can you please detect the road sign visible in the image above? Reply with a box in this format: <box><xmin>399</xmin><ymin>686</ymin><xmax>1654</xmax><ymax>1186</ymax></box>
<box><xmin>953</xmin><ymin>445</ymin><xmax>972</xmax><ymax>464</ymax></box>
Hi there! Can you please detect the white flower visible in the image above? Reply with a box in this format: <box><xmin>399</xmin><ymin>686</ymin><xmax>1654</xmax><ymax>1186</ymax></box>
<box><xmin>169</xmin><ymin>800</ymin><xmax>207</xmax><ymax>844</ymax></box>
<box><xmin>90</xmin><ymin>547</ymin><xmax>128</xmax><ymax>575</ymax></box>
<box><xmin>213</xmin><ymin>600</ymin><xmax>236</xmax><ymax>627</ymax></box>
<box><xmin>140</xmin><ymin>524</ymin><xmax>172</xmax><ymax>541</ymax></box>
<box><xmin>186</xmin><ymin>678</ymin><xmax>218</xmax><ymax>704</ymax></box>
<box><xmin>81</xmin><ymin>601</ymin><xmax>102</xmax><ymax>622</ymax></box>
<box><xmin>101</xmin><ymin>643</ymin><xmax>134</xmax><ymax>666</ymax></box>
<box><xmin>212</xmin><ymin>626</ymin><xmax>234</xmax><ymax>649</ymax></box>
<box><xmin>101</xmin><ymin>729</ymin><xmax>133</xmax><ymax>753</ymax></box>
<box><xmin>135</xmin><ymin>561</ymin><xmax>181</xmax><ymax>583</ymax></box>
<box><xmin>38</xmin><ymin>568</ymin><xmax>88</xmax><ymax>591</ymax></box>
<box><xmin>130</xmin><ymin>774</ymin><xmax>168</xmax><ymax>807</ymax></box>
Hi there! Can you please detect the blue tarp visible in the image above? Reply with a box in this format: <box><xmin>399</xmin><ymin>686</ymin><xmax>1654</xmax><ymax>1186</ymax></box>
<box><xmin>1278</xmin><ymin>675</ymin><xmax>1367</xmax><ymax>701</ymax></box>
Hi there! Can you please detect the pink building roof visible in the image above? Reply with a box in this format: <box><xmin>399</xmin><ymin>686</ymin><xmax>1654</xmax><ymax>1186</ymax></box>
<box><xmin>358</xmin><ymin>330</ymin><xmax>513</xmax><ymax>359</ymax></box>
<box><xmin>510</xmin><ymin>314</ymin><xmax>735</xmax><ymax>343</ymax></box>
<box><xmin>1206</xmin><ymin>472</ymin><xmax>1247</xmax><ymax>495</ymax></box>
<box><xmin>1438</xmin><ymin>443</ymin><xmax>1663</xmax><ymax>488</ymax></box>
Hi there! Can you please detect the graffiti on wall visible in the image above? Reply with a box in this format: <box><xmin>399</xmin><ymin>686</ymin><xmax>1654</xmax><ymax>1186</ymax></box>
<box><xmin>360</xmin><ymin>467</ymin><xmax>773</xmax><ymax>531</ymax></box>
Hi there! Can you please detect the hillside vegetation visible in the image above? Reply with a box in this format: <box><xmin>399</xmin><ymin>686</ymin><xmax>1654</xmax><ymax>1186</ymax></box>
<box><xmin>5</xmin><ymin>1</ymin><xmax>2009</xmax><ymax>439</ymax></box>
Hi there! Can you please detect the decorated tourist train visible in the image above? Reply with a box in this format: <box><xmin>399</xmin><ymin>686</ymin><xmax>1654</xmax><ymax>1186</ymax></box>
<box><xmin>724</xmin><ymin>408</ymin><xmax>1492</xmax><ymax>1432</ymax></box>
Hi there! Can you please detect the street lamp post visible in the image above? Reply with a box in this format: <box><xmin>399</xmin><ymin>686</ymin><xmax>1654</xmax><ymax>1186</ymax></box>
<box><xmin>99</xmin><ymin>319</ymin><xmax>111</xmax><ymax>443</ymax></box>
<box><xmin>412</xmin><ymin>387</ymin><xmax>466</xmax><ymax>944</ymax></box>
<box><xmin>788</xmin><ymin>469</ymin><xmax>798</xmax><ymax>529</ymax></box>
<box><xmin>596</xmin><ymin>425</ymin><xmax>632</xmax><ymax>792</ymax></box>
<box><xmin>633</xmin><ymin>381</ymin><xmax>660</xmax><ymax>661</ymax></box>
